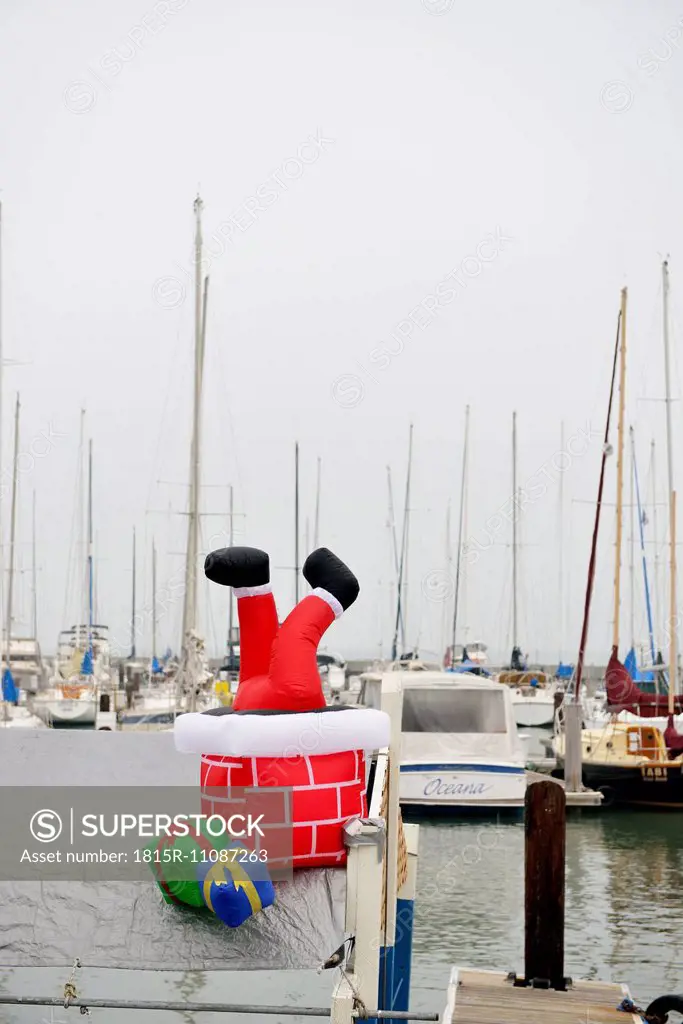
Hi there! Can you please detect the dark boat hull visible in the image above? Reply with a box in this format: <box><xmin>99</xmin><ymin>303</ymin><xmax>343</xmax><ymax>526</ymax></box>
<box><xmin>581</xmin><ymin>760</ymin><xmax>683</xmax><ymax>808</ymax></box>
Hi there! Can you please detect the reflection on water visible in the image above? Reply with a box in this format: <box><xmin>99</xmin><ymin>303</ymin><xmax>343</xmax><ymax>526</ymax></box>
<box><xmin>2</xmin><ymin>813</ymin><xmax>682</xmax><ymax>1021</ymax></box>
<box><xmin>413</xmin><ymin>812</ymin><xmax>683</xmax><ymax>1007</ymax></box>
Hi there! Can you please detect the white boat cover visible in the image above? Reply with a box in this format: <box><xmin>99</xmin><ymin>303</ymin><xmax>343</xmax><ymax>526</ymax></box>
<box><xmin>0</xmin><ymin>731</ymin><xmax>346</xmax><ymax>971</ymax></box>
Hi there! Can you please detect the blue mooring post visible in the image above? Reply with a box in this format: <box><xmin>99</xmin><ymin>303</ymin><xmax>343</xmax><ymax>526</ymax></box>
<box><xmin>378</xmin><ymin>822</ymin><xmax>419</xmax><ymax>1015</ymax></box>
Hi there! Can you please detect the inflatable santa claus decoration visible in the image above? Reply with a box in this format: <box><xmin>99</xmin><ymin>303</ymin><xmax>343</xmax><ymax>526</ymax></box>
<box><xmin>173</xmin><ymin>545</ymin><xmax>390</xmax><ymax>904</ymax></box>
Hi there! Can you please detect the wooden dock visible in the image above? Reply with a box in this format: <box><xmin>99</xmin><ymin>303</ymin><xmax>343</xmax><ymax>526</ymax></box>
<box><xmin>442</xmin><ymin>968</ymin><xmax>640</xmax><ymax>1023</ymax></box>
<box><xmin>440</xmin><ymin>780</ymin><xmax>641</xmax><ymax>1023</ymax></box>
<box><xmin>526</xmin><ymin>770</ymin><xmax>602</xmax><ymax>807</ymax></box>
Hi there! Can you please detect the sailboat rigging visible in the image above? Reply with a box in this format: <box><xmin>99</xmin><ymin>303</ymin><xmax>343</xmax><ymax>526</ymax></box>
<box><xmin>626</xmin><ymin>426</ymin><xmax>656</xmax><ymax>684</ymax></box>
<box><xmin>566</xmin><ymin>281</ymin><xmax>683</xmax><ymax>808</ymax></box>
<box><xmin>604</xmin><ymin>270</ymin><xmax>683</xmax><ymax>718</ymax></box>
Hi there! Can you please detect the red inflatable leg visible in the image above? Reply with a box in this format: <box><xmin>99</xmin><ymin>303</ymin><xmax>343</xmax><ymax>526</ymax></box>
<box><xmin>232</xmin><ymin>586</ymin><xmax>279</xmax><ymax>710</ymax></box>
<box><xmin>268</xmin><ymin>589</ymin><xmax>341</xmax><ymax>710</ymax></box>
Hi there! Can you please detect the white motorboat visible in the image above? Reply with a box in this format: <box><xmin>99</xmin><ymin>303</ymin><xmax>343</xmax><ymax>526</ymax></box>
<box><xmin>358</xmin><ymin>670</ymin><xmax>526</xmax><ymax>812</ymax></box>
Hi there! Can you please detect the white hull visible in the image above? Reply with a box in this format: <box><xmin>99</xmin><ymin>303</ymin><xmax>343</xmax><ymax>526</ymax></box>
<box><xmin>400</xmin><ymin>762</ymin><xmax>526</xmax><ymax>809</ymax></box>
<box><xmin>511</xmin><ymin>695</ymin><xmax>555</xmax><ymax>727</ymax></box>
<box><xmin>33</xmin><ymin>697</ymin><xmax>97</xmax><ymax>725</ymax></box>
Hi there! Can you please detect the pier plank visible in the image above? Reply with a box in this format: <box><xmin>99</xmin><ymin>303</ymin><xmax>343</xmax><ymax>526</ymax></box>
<box><xmin>443</xmin><ymin>969</ymin><xmax>640</xmax><ymax>1024</ymax></box>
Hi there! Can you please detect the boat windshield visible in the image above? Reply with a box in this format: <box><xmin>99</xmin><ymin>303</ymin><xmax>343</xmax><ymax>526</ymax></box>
<box><xmin>402</xmin><ymin>688</ymin><xmax>507</xmax><ymax>733</ymax></box>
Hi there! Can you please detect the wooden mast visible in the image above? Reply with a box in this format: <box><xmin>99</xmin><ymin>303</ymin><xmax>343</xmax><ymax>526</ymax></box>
<box><xmin>612</xmin><ymin>287</ymin><xmax>628</xmax><ymax>654</ymax></box>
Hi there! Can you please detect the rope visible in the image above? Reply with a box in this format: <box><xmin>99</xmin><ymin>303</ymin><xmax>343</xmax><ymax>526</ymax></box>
<box><xmin>617</xmin><ymin>996</ymin><xmax>664</xmax><ymax>1023</ymax></box>
<box><xmin>62</xmin><ymin>958</ymin><xmax>90</xmax><ymax>1015</ymax></box>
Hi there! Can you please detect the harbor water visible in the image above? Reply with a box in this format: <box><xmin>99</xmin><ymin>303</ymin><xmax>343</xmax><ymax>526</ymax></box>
<box><xmin>2</xmin><ymin>810</ymin><xmax>681</xmax><ymax>1022</ymax></box>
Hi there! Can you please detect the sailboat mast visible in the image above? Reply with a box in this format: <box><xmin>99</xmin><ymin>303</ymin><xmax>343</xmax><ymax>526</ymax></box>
<box><xmin>87</xmin><ymin>439</ymin><xmax>93</xmax><ymax>659</ymax></box>
<box><xmin>575</xmin><ymin>309</ymin><xmax>622</xmax><ymax>697</ymax></box>
<box><xmin>227</xmin><ymin>484</ymin><xmax>234</xmax><ymax>660</ymax></box>
<box><xmin>441</xmin><ymin>501</ymin><xmax>451</xmax><ymax>661</ymax></box>
<box><xmin>5</xmin><ymin>394</ymin><xmax>19</xmax><ymax>672</ymax></box>
<box><xmin>663</xmin><ymin>262</ymin><xmax>675</xmax><ymax>518</ymax></box>
<box><xmin>512</xmin><ymin>410</ymin><xmax>518</xmax><ymax>649</ymax></box>
<box><xmin>0</xmin><ymin>204</ymin><xmax>4</xmax><ymax>676</ymax></box>
<box><xmin>76</xmin><ymin>410</ymin><xmax>85</xmax><ymax>650</ymax></box>
<box><xmin>670</xmin><ymin>492</ymin><xmax>677</xmax><ymax>709</ymax></box>
<box><xmin>629</xmin><ymin>425</ymin><xmax>635</xmax><ymax>651</ymax></box>
<box><xmin>32</xmin><ymin>490</ymin><xmax>37</xmax><ymax>641</ymax></box>
<box><xmin>402</xmin><ymin>423</ymin><xmax>414</xmax><ymax>653</ymax></box>
<box><xmin>294</xmin><ymin>441</ymin><xmax>300</xmax><ymax>604</ymax></box>
<box><xmin>181</xmin><ymin>195</ymin><xmax>206</xmax><ymax>643</ymax></box>
<box><xmin>450</xmin><ymin>404</ymin><xmax>470</xmax><ymax>662</ymax></box>
<box><xmin>151</xmin><ymin>541</ymin><xmax>157</xmax><ymax>664</ymax></box>
<box><xmin>130</xmin><ymin>527</ymin><xmax>136</xmax><ymax>658</ymax></box>
<box><xmin>663</xmin><ymin>260</ymin><xmax>677</xmax><ymax>703</ymax></box>
<box><xmin>313</xmin><ymin>457</ymin><xmax>321</xmax><ymax>549</ymax></box>
<box><xmin>559</xmin><ymin>420</ymin><xmax>565</xmax><ymax>662</ymax></box>
<box><xmin>612</xmin><ymin>286</ymin><xmax>628</xmax><ymax>654</ymax></box>
<box><xmin>386</xmin><ymin>465</ymin><xmax>403</xmax><ymax>653</ymax></box>
<box><xmin>650</xmin><ymin>439</ymin><xmax>660</xmax><ymax>652</ymax></box>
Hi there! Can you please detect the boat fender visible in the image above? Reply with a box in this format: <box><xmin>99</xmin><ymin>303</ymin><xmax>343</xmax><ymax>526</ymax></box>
<box><xmin>619</xmin><ymin>992</ymin><xmax>683</xmax><ymax>1022</ymax></box>
<box><xmin>644</xmin><ymin>992</ymin><xmax>683</xmax><ymax>1021</ymax></box>
<box><xmin>598</xmin><ymin>785</ymin><xmax>616</xmax><ymax>808</ymax></box>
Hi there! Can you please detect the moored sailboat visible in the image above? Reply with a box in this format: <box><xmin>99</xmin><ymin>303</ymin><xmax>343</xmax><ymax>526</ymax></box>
<box><xmin>33</xmin><ymin>428</ymin><xmax>112</xmax><ymax>726</ymax></box>
<box><xmin>557</xmin><ymin>280</ymin><xmax>683</xmax><ymax>807</ymax></box>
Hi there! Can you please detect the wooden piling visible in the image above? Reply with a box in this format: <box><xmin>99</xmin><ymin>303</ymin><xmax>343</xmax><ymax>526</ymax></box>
<box><xmin>524</xmin><ymin>779</ymin><xmax>565</xmax><ymax>990</ymax></box>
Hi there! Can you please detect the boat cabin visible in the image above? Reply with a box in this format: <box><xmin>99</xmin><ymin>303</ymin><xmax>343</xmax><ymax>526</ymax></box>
<box><xmin>359</xmin><ymin>671</ymin><xmax>523</xmax><ymax>765</ymax></box>
<box><xmin>581</xmin><ymin>721</ymin><xmax>676</xmax><ymax>764</ymax></box>
<box><xmin>498</xmin><ymin>670</ymin><xmax>552</xmax><ymax>691</ymax></box>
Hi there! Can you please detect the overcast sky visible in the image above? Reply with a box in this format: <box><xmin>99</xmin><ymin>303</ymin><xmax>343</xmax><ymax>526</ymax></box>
<box><xmin>2</xmin><ymin>0</ymin><xmax>683</xmax><ymax>666</ymax></box>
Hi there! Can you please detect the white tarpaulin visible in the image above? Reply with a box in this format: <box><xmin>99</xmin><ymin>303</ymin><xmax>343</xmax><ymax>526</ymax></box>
<box><xmin>0</xmin><ymin>730</ymin><xmax>346</xmax><ymax>971</ymax></box>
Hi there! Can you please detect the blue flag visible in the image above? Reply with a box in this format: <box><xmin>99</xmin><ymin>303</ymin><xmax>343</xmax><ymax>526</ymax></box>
<box><xmin>152</xmin><ymin>657</ymin><xmax>161</xmax><ymax>674</ymax></box>
<box><xmin>2</xmin><ymin>668</ymin><xmax>18</xmax><ymax>703</ymax></box>
<box><xmin>81</xmin><ymin>649</ymin><xmax>94</xmax><ymax>675</ymax></box>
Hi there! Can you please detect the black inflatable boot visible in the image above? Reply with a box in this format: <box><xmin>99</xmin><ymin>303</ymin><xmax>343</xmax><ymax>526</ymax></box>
<box><xmin>204</xmin><ymin>546</ymin><xmax>270</xmax><ymax>588</ymax></box>
<box><xmin>302</xmin><ymin>548</ymin><xmax>360</xmax><ymax>610</ymax></box>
